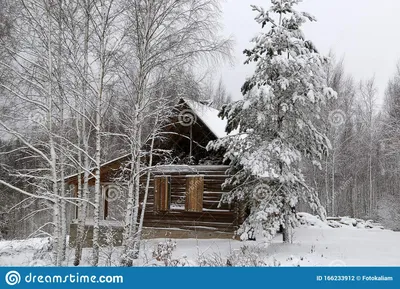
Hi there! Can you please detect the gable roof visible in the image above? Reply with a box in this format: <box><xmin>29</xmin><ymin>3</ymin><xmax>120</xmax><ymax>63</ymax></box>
<box><xmin>64</xmin><ymin>98</ymin><xmax>231</xmax><ymax>185</ymax></box>
<box><xmin>182</xmin><ymin>98</ymin><xmax>230</xmax><ymax>139</ymax></box>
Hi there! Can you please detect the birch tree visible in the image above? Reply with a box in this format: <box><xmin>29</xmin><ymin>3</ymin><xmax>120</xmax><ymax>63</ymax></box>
<box><xmin>71</xmin><ymin>0</ymin><xmax>123</xmax><ymax>266</ymax></box>
<box><xmin>358</xmin><ymin>78</ymin><xmax>377</xmax><ymax>214</ymax></box>
<box><xmin>0</xmin><ymin>0</ymin><xmax>71</xmax><ymax>265</ymax></box>
<box><xmin>116</xmin><ymin>0</ymin><xmax>232</xmax><ymax>266</ymax></box>
<box><xmin>55</xmin><ymin>0</ymin><xmax>96</xmax><ymax>266</ymax></box>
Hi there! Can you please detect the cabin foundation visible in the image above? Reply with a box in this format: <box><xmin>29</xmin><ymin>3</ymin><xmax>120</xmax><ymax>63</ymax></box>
<box><xmin>69</xmin><ymin>223</ymin><xmax>239</xmax><ymax>248</ymax></box>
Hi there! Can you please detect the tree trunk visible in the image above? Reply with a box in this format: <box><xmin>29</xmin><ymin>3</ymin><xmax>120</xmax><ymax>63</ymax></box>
<box><xmin>282</xmin><ymin>212</ymin><xmax>292</xmax><ymax>243</ymax></box>
<box><xmin>73</xmin><ymin>0</ymin><xmax>91</xmax><ymax>266</ymax></box>
<box><xmin>331</xmin><ymin>152</ymin><xmax>335</xmax><ymax>217</ymax></box>
<box><xmin>135</xmin><ymin>132</ymin><xmax>156</xmax><ymax>258</ymax></box>
<box><xmin>130</xmin><ymin>122</ymin><xmax>142</xmax><ymax>262</ymax></box>
<box><xmin>325</xmin><ymin>157</ymin><xmax>330</xmax><ymax>216</ymax></box>
<box><xmin>92</xmin><ymin>62</ymin><xmax>104</xmax><ymax>267</ymax></box>
<box><xmin>121</xmin><ymin>111</ymin><xmax>139</xmax><ymax>266</ymax></box>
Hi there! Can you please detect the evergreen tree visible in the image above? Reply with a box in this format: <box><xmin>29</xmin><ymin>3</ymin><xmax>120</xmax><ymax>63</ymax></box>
<box><xmin>208</xmin><ymin>0</ymin><xmax>337</xmax><ymax>241</ymax></box>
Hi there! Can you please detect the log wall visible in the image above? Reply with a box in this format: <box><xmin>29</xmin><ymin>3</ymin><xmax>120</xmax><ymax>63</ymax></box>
<box><xmin>69</xmin><ymin>165</ymin><xmax>241</xmax><ymax>246</ymax></box>
<box><xmin>139</xmin><ymin>166</ymin><xmax>238</xmax><ymax>234</ymax></box>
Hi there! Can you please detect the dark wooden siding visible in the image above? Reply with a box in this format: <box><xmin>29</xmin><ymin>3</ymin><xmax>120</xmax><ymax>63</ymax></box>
<box><xmin>138</xmin><ymin>165</ymin><xmax>237</xmax><ymax>233</ymax></box>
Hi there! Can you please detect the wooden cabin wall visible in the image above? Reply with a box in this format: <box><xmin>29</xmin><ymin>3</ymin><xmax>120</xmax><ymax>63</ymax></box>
<box><xmin>104</xmin><ymin>166</ymin><xmax>239</xmax><ymax>233</ymax></box>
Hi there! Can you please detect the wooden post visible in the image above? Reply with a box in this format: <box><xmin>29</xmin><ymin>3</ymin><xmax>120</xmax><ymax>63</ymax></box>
<box><xmin>189</xmin><ymin>124</ymin><xmax>193</xmax><ymax>161</ymax></box>
<box><xmin>233</xmin><ymin>200</ymin><xmax>239</xmax><ymax>228</ymax></box>
<box><xmin>74</xmin><ymin>184</ymin><xmax>79</xmax><ymax>219</ymax></box>
<box><xmin>185</xmin><ymin>175</ymin><xmax>204</xmax><ymax>212</ymax></box>
<box><xmin>233</xmin><ymin>200</ymin><xmax>246</xmax><ymax>228</ymax></box>
<box><xmin>154</xmin><ymin>176</ymin><xmax>171</xmax><ymax>212</ymax></box>
<box><xmin>104</xmin><ymin>186</ymin><xmax>108</xmax><ymax>220</ymax></box>
<box><xmin>238</xmin><ymin>200</ymin><xmax>246</xmax><ymax>225</ymax></box>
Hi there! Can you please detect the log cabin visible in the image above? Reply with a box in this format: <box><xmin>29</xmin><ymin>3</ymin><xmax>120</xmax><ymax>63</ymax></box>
<box><xmin>65</xmin><ymin>98</ymin><xmax>246</xmax><ymax>247</ymax></box>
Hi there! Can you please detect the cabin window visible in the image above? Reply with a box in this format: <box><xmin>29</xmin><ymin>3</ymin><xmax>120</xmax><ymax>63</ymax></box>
<box><xmin>185</xmin><ymin>175</ymin><xmax>204</xmax><ymax>212</ymax></box>
<box><xmin>154</xmin><ymin>176</ymin><xmax>171</xmax><ymax>212</ymax></box>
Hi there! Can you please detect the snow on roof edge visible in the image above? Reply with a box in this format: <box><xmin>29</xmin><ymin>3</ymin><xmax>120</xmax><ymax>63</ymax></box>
<box><xmin>64</xmin><ymin>99</ymin><xmax>234</xmax><ymax>182</ymax></box>
<box><xmin>181</xmin><ymin>98</ymin><xmax>233</xmax><ymax>139</ymax></box>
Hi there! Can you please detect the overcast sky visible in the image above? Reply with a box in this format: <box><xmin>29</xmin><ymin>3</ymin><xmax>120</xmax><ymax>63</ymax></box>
<box><xmin>220</xmin><ymin>0</ymin><xmax>400</xmax><ymax>105</ymax></box>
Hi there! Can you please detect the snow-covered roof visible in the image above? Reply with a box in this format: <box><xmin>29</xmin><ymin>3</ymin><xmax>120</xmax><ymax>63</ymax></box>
<box><xmin>64</xmin><ymin>99</ymin><xmax>234</xmax><ymax>183</ymax></box>
<box><xmin>182</xmin><ymin>98</ymin><xmax>233</xmax><ymax>139</ymax></box>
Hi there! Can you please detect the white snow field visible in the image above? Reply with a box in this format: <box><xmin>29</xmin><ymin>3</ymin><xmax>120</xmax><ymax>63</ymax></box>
<box><xmin>0</xmin><ymin>213</ymin><xmax>399</xmax><ymax>266</ymax></box>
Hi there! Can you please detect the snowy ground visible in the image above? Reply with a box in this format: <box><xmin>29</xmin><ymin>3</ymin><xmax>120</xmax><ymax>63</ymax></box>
<box><xmin>1</xmin><ymin>213</ymin><xmax>399</xmax><ymax>266</ymax></box>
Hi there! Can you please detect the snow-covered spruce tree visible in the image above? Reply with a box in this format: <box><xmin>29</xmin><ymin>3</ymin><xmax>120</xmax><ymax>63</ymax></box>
<box><xmin>208</xmin><ymin>0</ymin><xmax>337</xmax><ymax>242</ymax></box>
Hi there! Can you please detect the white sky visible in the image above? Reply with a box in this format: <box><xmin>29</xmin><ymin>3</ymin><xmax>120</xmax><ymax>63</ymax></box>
<box><xmin>220</xmin><ymin>0</ymin><xmax>400</xmax><ymax>105</ymax></box>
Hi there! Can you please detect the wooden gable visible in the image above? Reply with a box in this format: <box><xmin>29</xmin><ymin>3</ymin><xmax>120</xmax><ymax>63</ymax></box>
<box><xmin>65</xmin><ymin>98</ymin><xmax>225</xmax><ymax>186</ymax></box>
